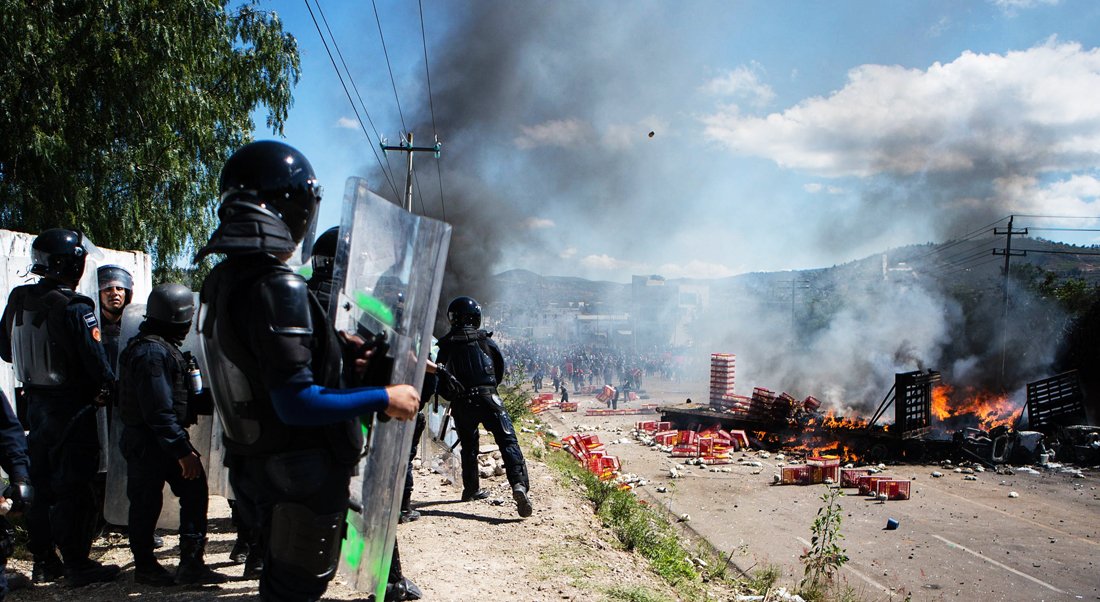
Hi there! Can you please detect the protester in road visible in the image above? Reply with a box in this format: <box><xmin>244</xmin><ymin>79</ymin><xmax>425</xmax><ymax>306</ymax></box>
<box><xmin>0</xmin><ymin>228</ymin><xmax>119</xmax><ymax>586</ymax></box>
<box><xmin>196</xmin><ymin>140</ymin><xmax>419</xmax><ymax>602</ymax></box>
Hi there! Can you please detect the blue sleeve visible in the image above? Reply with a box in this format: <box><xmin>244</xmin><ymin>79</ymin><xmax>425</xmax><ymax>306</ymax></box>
<box><xmin>270</xmin><ymin>368</ymin><xmax>390</xmax><ymax>426</ymax></box>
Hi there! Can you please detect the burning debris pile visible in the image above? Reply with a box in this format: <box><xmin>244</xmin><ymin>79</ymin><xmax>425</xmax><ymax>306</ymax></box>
<box><xmin>662</xmin><ymin>356</ymin><xmax>1098</xmax><ymax>467</ymax></box>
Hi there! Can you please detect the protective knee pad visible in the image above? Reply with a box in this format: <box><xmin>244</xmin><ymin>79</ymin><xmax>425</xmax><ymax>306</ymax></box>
<box><xmin>269</xmin><ymin>502</ymin><xmax>343</xmax><ymax>580</ymax></box>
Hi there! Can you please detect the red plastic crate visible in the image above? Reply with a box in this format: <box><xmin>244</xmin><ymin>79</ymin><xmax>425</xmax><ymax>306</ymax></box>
<box><xmin>840</xmin><ymin>468</ymin><xmax>872</xmax><ymax>488</ymax></box>
<box><xmin>874</xmin><ymin>479</ymin><xmax>911</xmax><ymax>500</ymax></box>
<box><xmin>779</xmin><ymin>465</ymin><xmax>823</xmax><ymax>485</ymax></box>
<box><xmin>859</xmin><ymin>475</ymin><xmax>896</xmax><ymax>496</ymax></box>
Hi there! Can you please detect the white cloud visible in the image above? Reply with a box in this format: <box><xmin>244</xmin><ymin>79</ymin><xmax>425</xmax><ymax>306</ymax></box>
<box><xmin>579</xmin><ymin>254</ymin><xmax>638</xmax><ymax>271</ymax></box>
<box><xmin>336</xmin><ymin>117</ymin><xmax>359</xmax><ymax>130</ymax></box>
<box><xmin>653</xmin><ymin>260</ymin><xmax>737</xmax><ymax>280</ymax></box>
<box><xmin>701</xmin><ymin>63</ymin><xmax>775</xmax><ymax>107</ymax></box>
<box><xmin>991</xmin><ymin>0</ymin><xmax>1058</xmax><ymax>13</ymax></box>
<box><xmin>521</xmin><ymin>217</ymin><xmax>555</xmax><ymax>230</ymax></box>
<box><xmin>702</xmin><ymin>41</ymin><xmax>1100</xmax><ymax>178</ymax></box>
<box><xmin>803</xmin><ymin>182</ymin><xmax>846</xmax><ymax>195</ymax></box>
<box><xmin>995</xmin><ymin>174</ymin><xmax>1100</xmax><ymax>219</ymax></box>
<box><xmin>515</xmin><ymin>118</ymin><xmax>587</xmax><ymax>149</ymax></box>
<box><xmin>559</xmin><ymin>247</ymin><xmax>577</xmax><ymax>259</ymax></box>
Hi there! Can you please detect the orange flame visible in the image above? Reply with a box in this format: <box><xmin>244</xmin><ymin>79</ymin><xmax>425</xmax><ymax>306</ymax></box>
<box><xmin>932</xmin><ymin>384</ymin><xmax>1019</xmax><ymax>431</ymax></box>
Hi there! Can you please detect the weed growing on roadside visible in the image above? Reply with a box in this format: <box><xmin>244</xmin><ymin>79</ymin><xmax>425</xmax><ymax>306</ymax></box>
<box><xmin>800</xmin><ymin>486</ymin><xmax>849</xmax><ymax>593</ymax></box>
<box><xmin>605</xmin><ymin>584</ymin><xmax>673</xmax><ymax>602</ymax></box>
<box><xmin>747</xmin><ymin>563</ymin><xmax>781</xmax><ymax>592</ymax></box>
<box><xmin>547</xmin><ymin>449</ymin><xmax>702</xmax><ymax>597</ymax></box>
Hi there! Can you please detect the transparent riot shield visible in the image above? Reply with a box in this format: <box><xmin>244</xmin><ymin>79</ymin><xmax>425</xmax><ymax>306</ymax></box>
<box><xmin>332</xmin><ymin>178</ymin><xmax>451</xmax><ymax>598</ymax></box>
<box><xmin>179</xmin><ymin>293</ymin><xmax>230</xmax><ymax>499</ymax></box>
<box><xmin>103</xmin><ymin>304</ymin><xmax>181</xmax><ymax>527</ymax></box>
<box><xmin>74</xmin><ymin>247</ymin><xmax>111</xmax><ymax>475</ymax></box>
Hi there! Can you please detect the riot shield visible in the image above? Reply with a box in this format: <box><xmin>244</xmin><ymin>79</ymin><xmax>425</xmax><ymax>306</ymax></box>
<box><xmin>332</xmin><ymin>178</ymin><xmax>451</xmax><ymax>598</ymax></box>
<box><xmin>101</xmin><ymin>300</ymin><xmax>223</xmax><ymax>528</ymax></box>
<box><xmin>179</xmin><ymin>293</ymin><xmax>230</xmax><ymax>499</ymax></box>
<box><xmin>74</xmin><ymin>246</ymin><xmax>111</xmax><ymax>475</ymax></box>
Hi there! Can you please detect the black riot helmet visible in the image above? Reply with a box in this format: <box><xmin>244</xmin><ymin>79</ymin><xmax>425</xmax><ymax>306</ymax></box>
<box><xmin>218</xmin><ymin>140</ymin><xmax>323</xmax><ymax>259</ymax></box>
<box><xmin>447</xmin><ymin>296</ymin><xmax>482</xmax><ymax>329</ymax></box>
<box><xmin>97</xmin><ymin>265</ymin><xmax>134</xmax><ymax>304</ymax></box>
<box><xmin>311</xmin><ymin>226</ymin><xmax>339</xmax><ymax>273</ymax></box>
<box><xmin>31</xmin><ymin>228</ymin><xmax>89</xmax><ymax>284</ymax></box>
<box><xmin>146</xmin><ymin>283</ymin><xmax>195</xmax><ymax>325</ymax></box>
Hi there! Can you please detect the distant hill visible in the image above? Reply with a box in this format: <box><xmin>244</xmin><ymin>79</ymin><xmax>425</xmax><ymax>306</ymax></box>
<box><xmin>490</xmin><ymin>239</ymin><xmax>1100</xmax><ymax>307</ymax></box>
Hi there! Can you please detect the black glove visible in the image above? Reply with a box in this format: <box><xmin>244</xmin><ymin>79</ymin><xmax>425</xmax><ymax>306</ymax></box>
<box><xmin>5</xmin><ymin>478</ymin><xmax>33</xmax><ymax>513</ymax></box>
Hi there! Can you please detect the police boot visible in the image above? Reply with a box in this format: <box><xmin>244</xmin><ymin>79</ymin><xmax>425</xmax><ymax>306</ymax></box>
<box><xmin>229</xmin><ymin>537</ymin><xmax>249</xmax><ymax>564</ymax></box>
<box><xmin>133</xmin><ymin>558</ymin><xmax>175</xmax><ymax>587</ymax></box>
<box><xmin>64</xmin><ymin>559</ymin><xmax>121</xmax><ymax>587</ymax></box>
<box><xmin>512</xmin><ymin>483</ymin><xmax>533</xmax><ymax>518</ymax></box>
<box><xmin>31</xmin><ymin>552</ymin><xmax>65</xmax><ymax>584</ymax></box>
<box><xmin>460</xmin><ymin>488</ymin><xmax>489</xmax><ymax>502</ymax></box>
<box><xmin>384</xmin><ymin>577</ymin><xmax>423</xmax><ymax>601</ymax></box>
<box><xmin>175</xmin><ymin>535</ymin><xmax>227</xmax><ymax>585</ymax></box>
<box><xmin>243</xmin><ymin>540</ymin><xmax>265</xmax><ymax>579</ymax></box>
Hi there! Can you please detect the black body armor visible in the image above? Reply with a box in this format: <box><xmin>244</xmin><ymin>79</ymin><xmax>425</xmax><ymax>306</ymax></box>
<box><xmin>118</xmin><ymin>335</ymin><xmax>189</xmax><ymax>428</ymax></box>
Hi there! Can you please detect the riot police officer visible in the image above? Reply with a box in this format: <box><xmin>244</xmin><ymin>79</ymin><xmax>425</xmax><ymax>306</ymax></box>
<box><xmin>94</xmin><ymin>264</ymin><xmax>133</xmax><ymax>541</ymax></box>
<box><xmin>118</xmin><ymin>283</ymin><xmax>225</xmax><ymax>586</ymax></box>
<box><xmin>96</xmin><ymin>265</ymin><xmax>133</xmax><ymax>368</ymax></box>
<box><xmin>195</xmin><ymin>140</ymin><xmax>419</xmax><ymax>602</ymax></box>
<box><xmin>0</xmin><ymin>390</ymin><xmax>33</xmax><ymax>599</ymax></box>
<box><xmin>305</xmin><ymin>225</ymin><xmax>423</xmax><ymax>601</ymax></box>
<box><xmin>436</xmin><ymin>296</ymin><xmax>533</xmax><ymax>518</ymax></box>
<box><xmin>0</xmin><ymin>228</ymin><xmax>120</xmax><ymax>586</ymax></box>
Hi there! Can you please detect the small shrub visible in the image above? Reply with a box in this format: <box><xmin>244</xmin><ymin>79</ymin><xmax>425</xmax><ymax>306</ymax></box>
<box><xmin>800</xmin><ymin>486</ymin><xmax>849</xmax><ymax>593</ymax></box>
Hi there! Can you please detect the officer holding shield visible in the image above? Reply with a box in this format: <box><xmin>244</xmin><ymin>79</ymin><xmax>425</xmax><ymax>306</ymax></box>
<box><xmin>96</xmin><ymin>265</ymin><xmax>133</xmax><ymax>368</ymax></box>
<box><xmin>118</xmin><ymin>283</ymin><xmax>226</xmax><ymax>586</ymax></box>
<box><xmin>436</xmin><ymin>296</ymin><xmax>533</xmax><ymax>518</ymax></box>
<box><xmin>0</xmin><ymin>228</ymin><xmax>120</xmax><ymax>586</ymax></box>
<box><xmin>195</xmin><ymin>141</ymin><xmax>419</xmax><ymax>602</ymax></box>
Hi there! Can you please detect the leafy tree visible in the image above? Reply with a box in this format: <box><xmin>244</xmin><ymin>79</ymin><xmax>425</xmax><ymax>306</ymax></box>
<box><xmin>0</xmin><ymin>0</ymin><xmax>300</xmax><ymax>278</ymax></box>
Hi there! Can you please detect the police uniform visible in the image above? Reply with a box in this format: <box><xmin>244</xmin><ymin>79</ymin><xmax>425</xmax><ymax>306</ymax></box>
<box><xmin>0</xmin><ymin>391</ymin><xmax>31</xmax><ymax>599</ymax></box>
<box><xmin>0</xmin><ymin>278</ymin><xmax>118</xmax><ymax>584</ymax></box>
<box><xmin>436</xmin><ymin>324</ymin><xmax>531</xmax><ymax>514</ymax></box>
<box><xmin>196</xmin><ymin>140</ymin><xmax>419</xmax><ymax>602</ymax></box>
<box><xmin>117</xmin><ymin>289</ymin><xmax>224</xmax><ymax>585</ymax></box>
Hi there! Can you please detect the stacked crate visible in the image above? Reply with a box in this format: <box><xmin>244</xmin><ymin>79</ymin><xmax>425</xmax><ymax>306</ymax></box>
<box><xmin>807</xmin><ymin>456</ymin><xmax>841</xmax><ymax>482</ymax></box>
<box><xmin>709</xmin><ymin>353</ymin><xmax>737</xmax><ymax>410</ymax></box>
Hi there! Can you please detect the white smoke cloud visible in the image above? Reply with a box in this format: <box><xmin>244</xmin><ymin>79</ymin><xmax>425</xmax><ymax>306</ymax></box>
<box><xmin>653</xmin><ymin>260</ymin><xmax>738</xmax><ymax>280</ymax></box>
<box><xmin>804</xmin><ymin>183</ymin><xmax>846</xmax><ymax>195</ymax></box>
<box><xmin>580</xmin><ymin>254</ymin><xmax>640</xmax><ymax>271</ymax></box>
<box><xmin>701</xmin><ymin>63</ymin><xmax>776</xmax><ymax>107</ymax></box>
<box><xmin>335</xmin><ymin>116</ymin><xmax>359</xmax><ymax>130</ymax></box>
<box><xmin>702</xmin><ymin>40</ymin><xmax>1100</xmax><ymax>179</ymax></box>
<box><xmin>521</xmin><ymin>217</ymin><xmax>556</xmax><ymax>230</ymax></box>
<box><xmin>515</xmin><ymin>118</ymin><xmax>588</xmax><ymax>149</ymax></box>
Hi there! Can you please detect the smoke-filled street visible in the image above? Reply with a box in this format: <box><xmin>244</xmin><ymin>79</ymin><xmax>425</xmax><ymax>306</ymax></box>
<box><xmin>547</xmin><ymin>380</ymin><xmax>1099</xmax><ymax>601</ymax></box>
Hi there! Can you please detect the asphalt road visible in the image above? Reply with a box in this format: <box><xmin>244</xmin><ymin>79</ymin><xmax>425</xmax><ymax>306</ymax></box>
<box><xmin>550</xmin><ymin>391</ymin><xmax>1100</xmax><ymax>601</ymax></box>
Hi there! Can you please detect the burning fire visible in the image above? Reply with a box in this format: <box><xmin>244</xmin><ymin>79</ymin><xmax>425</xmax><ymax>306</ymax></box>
<box><xmin>932</xmin><ymin>384</ymin><xmax>1019</xmax><ymax>431</ymax></box>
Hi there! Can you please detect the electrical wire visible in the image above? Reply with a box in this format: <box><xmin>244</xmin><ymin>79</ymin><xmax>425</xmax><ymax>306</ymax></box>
<box><xmin>418</xmin><ymin>0</ymin><xmax>446</xmax><ymax>222</ymax></box>
<box><xmin>371</xmin><ymin>0</ymin><xmax>408</xmax><ymax>134</ymax></box>
<box><xmin>303</xmin><ymin>0</ymin><xmax>403</xmax><ymax>201</ymax></box>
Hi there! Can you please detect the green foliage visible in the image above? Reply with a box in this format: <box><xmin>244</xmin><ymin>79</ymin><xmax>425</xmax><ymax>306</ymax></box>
<box><xmin>800</xmin><ymin>487</ymin><xmax>849</xmax><ymax>593</ymax></box>
<box><xmin>748</xmin><ymin>563</ymin><xmax>781</xmax><ymax>592</ymax></box>
<box><xmin>605</xmin><ymin>585</ymin><xmax>672</xmax><ymax>602</ymax></box>
<box><xmin>498</xmin><ymin>371</ymin><xmax>533</xmax><ymax>423</ymax></box>
<box><xmin>549</xmin><ymin>449</ymin><xmax>700</xmax><ymax>594</ymax></box>
<box><xmin>0</xmin><ymin>0</ymin><xmax>301</xmax><ymax>276</ymax></box>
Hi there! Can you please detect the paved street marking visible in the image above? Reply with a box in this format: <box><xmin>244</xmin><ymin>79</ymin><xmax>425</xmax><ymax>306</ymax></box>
<box><xmin>930</xmin><ymin>486</ymin><xmax>1099</xmax><ymax>547</ymax></box>
<box><xmin>795</xmin><ymin>536</ymin><xmax>895</xmax><ymax>597</ymax></box>
<box><xmin>932</xmin><ymin>534</ymin><xmax>1067</xmax><ymax>594</ymax></box>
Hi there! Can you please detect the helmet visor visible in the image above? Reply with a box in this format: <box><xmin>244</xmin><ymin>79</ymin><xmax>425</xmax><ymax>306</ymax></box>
<box><xmin>77</xmin><ymin>231</ymin><xmax>105</xmax><ymax>262</ymax></box>
<box><xmin>298</xmin><ymin>185</ymin><xmax>323</xmax><ymax>264</ymax></box>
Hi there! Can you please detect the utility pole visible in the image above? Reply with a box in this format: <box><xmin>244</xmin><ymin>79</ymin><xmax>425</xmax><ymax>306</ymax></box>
<box><xmin>775</xmin><ymin>279</ymin><xmax>811</xmax><ymax>346</ymax></box>
<box><xmin>992</xmin><ymin>215</ymin><xmax>1028</xmax><ymax>387</ymax></box>
<box><xmin>380</xmin><ymin>132</ymin><xmax>441</xmax><ymax>213</ymax></box>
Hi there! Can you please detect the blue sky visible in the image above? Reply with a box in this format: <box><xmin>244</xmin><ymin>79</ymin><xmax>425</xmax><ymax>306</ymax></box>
<box><xmin>256</xmin><ymin>0</ymin><xmax>1100</xmax><ymax>282</ymax></box>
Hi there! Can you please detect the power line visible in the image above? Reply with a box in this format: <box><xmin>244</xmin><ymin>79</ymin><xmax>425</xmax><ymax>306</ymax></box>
<box><xmin>1026</xmin><ymin>227</ymin><xmax>1100</xmax><ymax>232</ymax></box>
<box><xmin>303</xmin><ymin>0</ymin><xmax>403</xmax><ymax>201</ymax></box>
<box><xmin>1015</xmin><ymin>248</ymin><xmax>1100</xmax><ymax>256</ymax></box>
<box><xmin>418</xmin><ymin>0</ymin><xmax>446</xmax><ymax>222</ymax></box>
<box><xmin>910</xmin><ymin>216</ymin><xmax>1007</xmax><ymax>262</ymax></box>
<box><xmin>371</xmin><ymin>0</ymin><xmax>408</xmax><ymax>134</ymax></box>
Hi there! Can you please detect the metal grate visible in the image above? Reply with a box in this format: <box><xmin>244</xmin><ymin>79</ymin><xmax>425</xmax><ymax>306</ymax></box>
<box><xmin>1026</xmin><ymin>370</ymin><xmax>1086</xmax><ymax>429</ymax></box>
<box><xmin>894</xmin><ymin>370</ymin><xmax>940</xmax><ymax>439</ymax></box>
